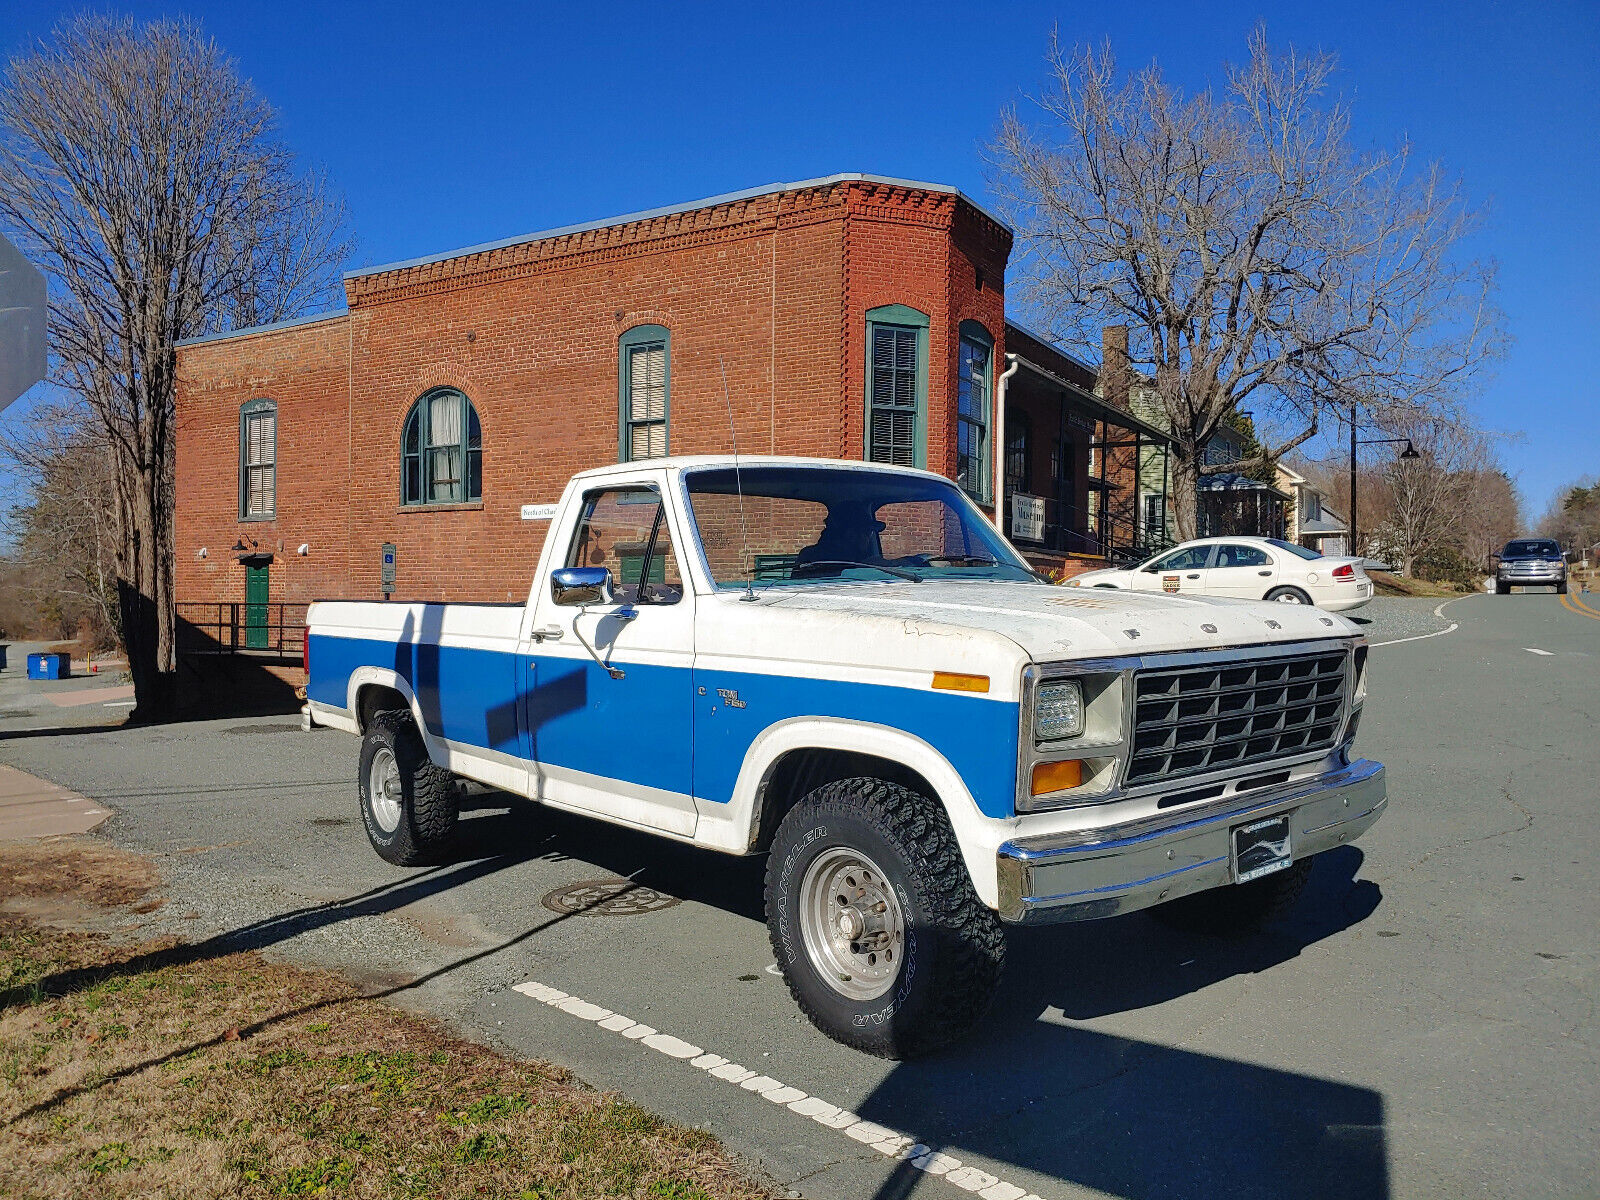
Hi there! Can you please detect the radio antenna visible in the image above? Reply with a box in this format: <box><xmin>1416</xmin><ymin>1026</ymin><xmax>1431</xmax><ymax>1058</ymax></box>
<box><xmin>719</xmin><ymin>355</ymin><xmax>757</xmax><ymax>602</ymax></box>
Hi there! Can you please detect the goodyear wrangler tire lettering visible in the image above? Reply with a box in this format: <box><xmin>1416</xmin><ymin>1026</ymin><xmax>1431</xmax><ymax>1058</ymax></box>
<box><xmin>763</xmin><ymin>776</ymin><xmax>1004</xmax><ymax>1059</ymax></box>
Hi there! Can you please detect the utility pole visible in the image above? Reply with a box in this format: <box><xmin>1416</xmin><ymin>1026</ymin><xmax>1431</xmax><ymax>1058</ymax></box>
<box><xmin>1349</xmin><ymin>402</ymin><xmax>1358</xmax><ymax>559</ymax></box>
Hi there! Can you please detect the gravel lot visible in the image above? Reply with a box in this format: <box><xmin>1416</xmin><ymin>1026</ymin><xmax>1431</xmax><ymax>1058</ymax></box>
<box><xmin>1342</xmin><ymin>594</ymin><xmax>1464</xmax><ymax>643</ymax></box>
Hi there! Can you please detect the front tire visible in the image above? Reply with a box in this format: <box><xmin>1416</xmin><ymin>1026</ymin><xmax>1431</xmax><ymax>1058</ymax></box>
<box><xmin>1150</xmin><ymin>858</ymin><xmax>1314</xmax><ymax>935</ymax></box>
<box><xmin>1265</xmin><ymin>586</ymin><xmax>1313</xmax><ymax>605</ymax></box>
<box><xmin>1557</xmin><ymin>580</ymin><xmax>1568</xmax><ymax>594</ymax></box>
<box><xmin>358</xmin><ymin>710</ymin><xmax>459</xmax><ymax>866</ymax></box>
<box><xmin>764</xmin><ymin>777</ymin><xmax>1004</xmax><ymax>1058</ymax></box>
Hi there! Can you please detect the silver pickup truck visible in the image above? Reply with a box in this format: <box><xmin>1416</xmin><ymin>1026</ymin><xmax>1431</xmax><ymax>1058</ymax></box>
<box><xmin>305</xmin><ymin>457</ymin><xmax>1386</xmax><ymax>1057</ymax></box>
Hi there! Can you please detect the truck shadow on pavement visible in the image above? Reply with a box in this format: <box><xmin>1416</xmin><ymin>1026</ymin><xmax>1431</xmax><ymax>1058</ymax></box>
<box><xmin>852</xmin><ymin>846</ymin><xmax>1389</xmax><ymax>1200</ymax></box>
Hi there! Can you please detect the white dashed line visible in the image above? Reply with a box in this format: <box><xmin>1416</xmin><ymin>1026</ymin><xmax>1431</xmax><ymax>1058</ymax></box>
<box><xmin>1524</xmin><ymin>647</ymin><xmax>1554</xmax><ymax>656</ymax></box>
<box><xmin>509</xmin><ymin>978</ymin><xmax>1050</xmax><ymax>1200</ymax></box>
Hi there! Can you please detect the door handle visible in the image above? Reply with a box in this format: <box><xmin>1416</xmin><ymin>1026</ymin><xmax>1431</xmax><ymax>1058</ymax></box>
<box><xmin>531</xmin><ymin>625</ymin><xmax>563</xmax><ymax>642</ymax></box>
<box><xmin>1257</xmin><ymin>570</ymin><xmax>1272</xmax><ymax>576</ymax></box>
<box><xmin>1186</xmin><ymin>573</ymin><xmax>1200</xmax><ymax>579</ymax></box>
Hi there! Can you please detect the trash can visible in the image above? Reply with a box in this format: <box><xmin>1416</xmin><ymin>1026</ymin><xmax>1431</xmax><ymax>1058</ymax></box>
<box><xmin>27</xmin><ymin>653</ymin><xmax>70</xmax><ymax>680</ymax></box>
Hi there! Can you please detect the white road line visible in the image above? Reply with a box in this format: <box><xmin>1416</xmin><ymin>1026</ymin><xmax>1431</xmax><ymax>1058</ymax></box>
<box><xmin>1524</xmin><ymin>647</ymin><xmax>1554</xmax><ymax>656</ymax></box>
<box><xmin>510</xmin><ymin>979</ymin><xmax>1048</xmax><ymax>1200</ymax></box>
<box><xmin>1369</xmin><ymin>594</ymin><xmax>1476</xmax><ymax>648</ymax></box>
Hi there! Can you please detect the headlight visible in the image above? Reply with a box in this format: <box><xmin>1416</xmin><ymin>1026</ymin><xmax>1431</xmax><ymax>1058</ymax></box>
<box><xmin>1035</xmin><ymin>682</ymin><xmax>1084</xmax><ymax>741</ymax></box>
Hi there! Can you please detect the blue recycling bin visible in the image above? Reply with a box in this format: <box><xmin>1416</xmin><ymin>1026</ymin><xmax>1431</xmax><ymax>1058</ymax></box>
<box><xmin>27</xmin><ymin>653</ymin><xmax>70</xmax><ymax>680</ymax></box>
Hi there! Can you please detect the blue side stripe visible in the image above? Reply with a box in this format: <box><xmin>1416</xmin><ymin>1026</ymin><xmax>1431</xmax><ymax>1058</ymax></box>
<box><xmin>308</xmin><ymin>634</ymin><xmax>1020</xmax><ymax>818</ymax></box>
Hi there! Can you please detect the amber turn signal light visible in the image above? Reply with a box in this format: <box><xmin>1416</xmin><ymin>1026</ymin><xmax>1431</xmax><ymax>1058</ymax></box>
<box><xmin>1031</xmin><ymin>759</ymin><xmax>1085</xmax><ymax>795</ymax></box>
<box><xmin>931</xmin><ymin>671</ymin><xmax>990</xmax><ymax>693</ymax></box>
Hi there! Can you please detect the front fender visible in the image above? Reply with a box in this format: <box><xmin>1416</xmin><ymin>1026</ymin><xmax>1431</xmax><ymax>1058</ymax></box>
<box><xmin>705</xmin><ymin>716</ymin><xmax>1007</xmax><ymax>909</ymax></box>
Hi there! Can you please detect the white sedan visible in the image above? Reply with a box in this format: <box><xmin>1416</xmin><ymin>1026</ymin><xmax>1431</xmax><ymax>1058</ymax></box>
<box><xmin>1068</xmin><ymin>536</ymin><xmax>1374</xmax><ymax>612</ymax></box>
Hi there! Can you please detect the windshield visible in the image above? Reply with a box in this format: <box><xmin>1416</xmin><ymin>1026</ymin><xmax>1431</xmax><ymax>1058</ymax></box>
<box><xmin>684</xmin><ymin>466</ymin><xmax>1037</xmax><ymax>589</ymax></box>
<box><xmin>1503</xmin><ymin>540</ymin><xmax>1560</xmax><ymax>558</ymax></box>
<box><xmin>1266</xmin><ymin>538</ymin><xmax>1323</xmax><ymax>561</ymax></box>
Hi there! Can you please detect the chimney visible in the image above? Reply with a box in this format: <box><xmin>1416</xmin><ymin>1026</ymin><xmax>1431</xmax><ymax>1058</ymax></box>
<box><xmin>1101</xmin><ymin>326</ymin><xmax>1130</xmax><ymax>412</ymax></box>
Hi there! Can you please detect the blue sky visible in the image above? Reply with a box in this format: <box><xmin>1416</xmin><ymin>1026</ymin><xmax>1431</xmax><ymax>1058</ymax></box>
<box><xmin>4</xmin><ymin>0</ymin><xmax>1596</xmax><ymax>516</ymax></box>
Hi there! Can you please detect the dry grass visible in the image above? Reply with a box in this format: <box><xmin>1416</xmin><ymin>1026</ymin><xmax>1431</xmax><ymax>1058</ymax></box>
<box><xmin>0</xmin><ymin>844</ymin><xmax>771</xmax><ymax>1200</ymax></box>
<box><xmin>1366</xmin><ymin>570</ymin><xmax>1466</xmax><ymax>598</ymax></box>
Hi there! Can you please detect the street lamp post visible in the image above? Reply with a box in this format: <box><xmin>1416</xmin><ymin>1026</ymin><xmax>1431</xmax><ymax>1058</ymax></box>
<box><xmin>1348</xmin><ymin>414</ymin><xmax>1420</xmax><ymax>560</ymax></box>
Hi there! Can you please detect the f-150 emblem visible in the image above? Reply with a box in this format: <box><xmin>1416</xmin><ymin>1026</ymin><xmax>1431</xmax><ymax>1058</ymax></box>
<box><xmin>716</xmin><ymin>688</ymin><xmax>746</xmax><ymax>709</ymax></box>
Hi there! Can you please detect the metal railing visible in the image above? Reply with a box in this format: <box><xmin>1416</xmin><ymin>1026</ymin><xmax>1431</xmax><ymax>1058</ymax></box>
<box><xmin>176</xmin><ymin>601</ymin><xmax>307</xmax><ymax>659</ymax></box>
<box><xmin>1009</xmin><ymin>494</ymin><xmax>1173</xmax><ymax>566</ymax></box>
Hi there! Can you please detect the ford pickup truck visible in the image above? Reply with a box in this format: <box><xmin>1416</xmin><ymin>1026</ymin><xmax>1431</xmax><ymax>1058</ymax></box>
<box><xmin>305</xmin><ymin>456</ymin><xmax>1386</xmax><ymax>1057</ymax></box>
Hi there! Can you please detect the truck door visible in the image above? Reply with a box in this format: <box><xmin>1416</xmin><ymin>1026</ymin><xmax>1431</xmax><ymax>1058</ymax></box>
<box><xmin>523</xmin><ymin>484</ymin><xmax>697</xmax><ymax>837</ymax></box>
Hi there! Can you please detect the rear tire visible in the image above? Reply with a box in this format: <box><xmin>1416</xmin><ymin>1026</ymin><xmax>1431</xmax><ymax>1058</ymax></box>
<box><xmin>358</xmin><ymin>709</ymin><xmax>459</xmax><ymax>866</ymax></box>
<box><xmin>1149</xmin><ymin>858</ymin><xmax>1314</xmax><ymax>935</ymax></box>
<box><xmin>764</xmin><ymin>776</ymin><xmax>1005</xmax><ymax>1058</ymax></box>
<box><xmin>1265</xmin><ymin>586</ymin><xmax>1313</xmax><ymax>605</ymax></box>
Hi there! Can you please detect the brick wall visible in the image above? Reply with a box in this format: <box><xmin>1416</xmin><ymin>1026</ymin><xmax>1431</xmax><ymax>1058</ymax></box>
<box><xmin>174</xmin><ymin>179</ymin><xmax>1013</xmax><ymax>605</ymax></box>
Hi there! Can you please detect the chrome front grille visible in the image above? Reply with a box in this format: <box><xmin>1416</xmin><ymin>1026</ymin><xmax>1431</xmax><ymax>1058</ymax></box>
<box><xmin>1127</xmin><ymin>650</ymin><xmax>1347</xmax><ymax>785</ymax></box>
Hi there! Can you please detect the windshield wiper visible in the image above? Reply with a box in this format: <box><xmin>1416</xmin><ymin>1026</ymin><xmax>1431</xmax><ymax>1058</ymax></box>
<box><xmin>793</xmin><ymin>560</ymin><xmax>923</xmax><ymax>582</ymax></box>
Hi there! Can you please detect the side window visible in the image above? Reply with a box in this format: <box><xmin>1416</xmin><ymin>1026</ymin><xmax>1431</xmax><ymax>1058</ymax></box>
<box><xmin>1215</xmin><ymin>543</ymin><xmax>1269</xmax><ymax>568</ymax></box>
<box><xmin>1153</xmin><ymin>545</ymin><xmax>1210</xmax><ymax>571</ymax></box>
<box><xmin>565</xmin><ymin>487</ymin><xmax>682</xmax><ymax>605</ymax></box>
<box><xmin>240</xmin><ymin>398</ymin><xmax>276</xmax><ymax>519</ymax></box>
<box><xmin>956</xmin><ymin>321</ymin><xmax>993</xmax><ymax>503</ymax></box>
<box><xmin>620</xmin><ymin>325</ymin><xmax>669</xmax><ymax>461</ymax></box>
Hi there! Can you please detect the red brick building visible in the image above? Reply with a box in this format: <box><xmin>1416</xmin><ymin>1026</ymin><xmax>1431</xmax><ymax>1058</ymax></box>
<box><xmin>174</xmin><ymin>173</ymin><xmax>1168</xmax><ymax>647</ymax></box>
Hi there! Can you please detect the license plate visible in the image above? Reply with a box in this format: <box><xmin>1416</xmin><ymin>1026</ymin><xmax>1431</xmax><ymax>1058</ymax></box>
<box><xmin>1233</xmin><ymin>814</ymin><xmax>1293</xmax><ymax>883</ymax></box>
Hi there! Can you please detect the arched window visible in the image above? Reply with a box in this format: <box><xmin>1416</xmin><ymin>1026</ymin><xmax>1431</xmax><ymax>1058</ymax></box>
<box><xmin>956</xmin><ymin>320</ymin><xmax>994</xmax><ymax>503</ymax></box>
<box><xmin>402</xmin><ymin>388</ymin><xmax>481</xmax><ymax>506</ymax></box>
<box><xmin>239</xmin><ymin>398</ymin><xmax>277</xmax><ymax>520</ymax></box>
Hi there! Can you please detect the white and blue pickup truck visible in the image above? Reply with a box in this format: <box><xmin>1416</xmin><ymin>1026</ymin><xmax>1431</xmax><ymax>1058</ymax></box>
<box><xmin>305</xmin><ymin>456</ymin><xmax>1386</xmax><ymax>1057</ymax></box>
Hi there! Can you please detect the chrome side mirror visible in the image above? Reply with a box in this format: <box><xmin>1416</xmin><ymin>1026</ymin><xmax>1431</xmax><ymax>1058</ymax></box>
<box><xmin>551</xmin><ymin>566</ymin><xmax>613</xmax><ymax>606</ymax></box>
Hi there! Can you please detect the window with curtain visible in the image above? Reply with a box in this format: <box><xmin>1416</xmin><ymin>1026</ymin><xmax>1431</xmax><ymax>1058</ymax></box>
<box><xmin>240</xmin><ymin>399</ymin><xmax>276</xmax><ymax>519</ymax></box>
<box><xmin>620</xmin><ymin>325</ymin><xmax>670</xmax><ymax>460</ymax></box>
<box><xmin>956</xmin><ymin>322</ymin><xmax>993</xmax><ymax>502</ymax></box>
<box><xmin>402</xmin><ymin>388</ymin><xmax>481</xmax><ymax>506</ymax></box>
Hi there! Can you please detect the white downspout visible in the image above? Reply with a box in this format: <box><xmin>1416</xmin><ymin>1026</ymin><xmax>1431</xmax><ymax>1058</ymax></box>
<box><xmin>993</xmin><ymin>353</ymin><xmax>1020</xmax><ymax>530</ymax></box>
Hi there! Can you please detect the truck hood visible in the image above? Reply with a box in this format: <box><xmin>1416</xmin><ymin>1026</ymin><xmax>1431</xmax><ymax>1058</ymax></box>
<box><xmin>743</xmin><ymin>579</ymin><xmax>1357</xmax><ymax>662</ymax></box>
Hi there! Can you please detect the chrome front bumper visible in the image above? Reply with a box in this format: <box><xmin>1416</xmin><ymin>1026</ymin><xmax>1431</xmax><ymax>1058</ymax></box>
<box><xmin>995</xmin><ymin>758</ymin><xmax>1386</xmax><ymax>923</ymax></box>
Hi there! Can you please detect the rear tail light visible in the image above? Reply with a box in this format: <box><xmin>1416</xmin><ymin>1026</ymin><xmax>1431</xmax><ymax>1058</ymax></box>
<box><xmin>303</xmin><ymin>627</ymin><xmax>310</xmax><ymax>674</ymax></box>
<box><xmin>1332</xmin><ymin>563</ymin><xmax>1355</xmax><ymax>580</ymax></box>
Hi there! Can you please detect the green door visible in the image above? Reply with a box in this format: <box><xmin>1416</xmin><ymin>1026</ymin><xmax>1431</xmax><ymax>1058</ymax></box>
<box><xmin>244</xmin><ymin>563</ymin><xmax>269</xmax><ymax>649</ymax></box>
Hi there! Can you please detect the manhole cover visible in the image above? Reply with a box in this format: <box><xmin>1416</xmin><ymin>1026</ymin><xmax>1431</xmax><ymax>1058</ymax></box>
<box><xmin>541</xmin><ymin>879</ymin><xmax>681</xmax><ymax>917</ymax></box>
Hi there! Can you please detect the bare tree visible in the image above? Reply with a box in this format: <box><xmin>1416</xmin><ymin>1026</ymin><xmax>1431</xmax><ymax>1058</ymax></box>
<box><xmin>0</xmin><ymin>14</ymin><xmax>352</xmax><ymax>718</ymax></box>
<box><xmin>0</xmin><ymin>399</ymin><xmax>120</xmax><ymax>642</ymax></box>
<box><xmin>1374</xmin><ymin>418</ymin><xmax>1487</xmax><ymax>576</ymax></box>
<box><xmin>992</xmin><ymin>26</ymin><xmax>1505</xmax><ymax>539</ymax></box>
<box><xmin>1456</xmin><ymin>467</ymin><xmax>1522</xmax><ymax>570</ymax></box>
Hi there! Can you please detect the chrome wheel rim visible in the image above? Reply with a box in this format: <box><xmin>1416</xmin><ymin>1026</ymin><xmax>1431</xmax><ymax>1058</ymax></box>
<box><xmin>368</xmin><ymin>747</ymin><xmax>402</xmax><ymax>833</ymax></box>
<box><xmin>1274</xmin><ymin>591</ymin><xmax>1307</xmax><ymax>603</ymax></box>
<box><xmin>799</xmin><ymin>847</ymin><xmax>905</xmax><ymax>1001</ymax></box>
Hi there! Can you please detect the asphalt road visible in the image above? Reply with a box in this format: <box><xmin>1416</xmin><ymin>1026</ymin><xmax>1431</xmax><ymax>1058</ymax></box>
<box><xmin>2</xmin><ymin>591</ymin><xmax>1596</xmax><ymax>1199</ymax></box>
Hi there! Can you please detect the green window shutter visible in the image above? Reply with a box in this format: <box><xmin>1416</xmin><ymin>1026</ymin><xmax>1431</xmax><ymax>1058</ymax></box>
<box><xmin>619</xmin><ymin>325</ymin><xmax>671</xmax><ymax>462</ymax></box>
<box><xmin>239</xmin><ymin>398</ymin><xmax>276</xmax><ymax>519</ymax></box>
<box><xmin>864</xmin><ymin>304</ymin><xmax>929</xmax><ymax>469</ymax></box>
